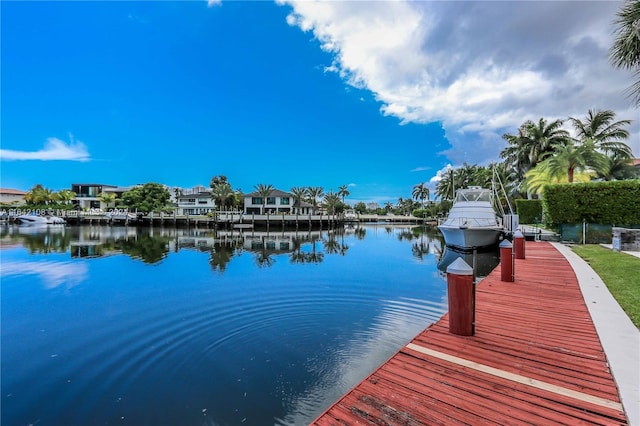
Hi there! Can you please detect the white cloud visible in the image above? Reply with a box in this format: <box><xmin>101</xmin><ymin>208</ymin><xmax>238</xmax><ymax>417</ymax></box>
<box><xmin>207</xmin><ymin>0</ymin><xmax>221</xmax><ymax>7</ymax></box>
<box><xmin>1</xmin><ymin>135</ymin><xmax>90</xmax><ymax>161</ymax></box>
<box><xmin>279</xmin><ymin>0</ymin><xmax>639</xmax><ymax>181</ymax></box>
<box><xmin>410</xmin><ymin>166</ymin><xmax>430</xmax><ymax>172</ymax></box>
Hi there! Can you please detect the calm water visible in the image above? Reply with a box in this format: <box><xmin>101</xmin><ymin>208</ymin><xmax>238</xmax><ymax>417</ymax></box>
<box><xmin>1</xmin><ymin>224</ymin><xmax>498</xmax><ymax>426</ymax></box>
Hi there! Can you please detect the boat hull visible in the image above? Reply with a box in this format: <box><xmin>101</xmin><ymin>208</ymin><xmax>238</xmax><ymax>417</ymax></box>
<box><xmin>438</xmin><ymin>225</ymin><xmax>502</xmax><ymax>250</ymax></box>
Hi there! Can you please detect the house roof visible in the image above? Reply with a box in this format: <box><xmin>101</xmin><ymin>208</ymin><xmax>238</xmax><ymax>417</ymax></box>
<box><xmin>633</xmin><ymin>158</ymin><xmax>640</xmax><ymax>167</ymax></box>
<box><xmin>244</xmin><ymin>189</ymin><xmax>292</xmax><ymax>198</ymax></box>
<box><xmin>178</xmin><ymin>191</ymin><xmax>211</xmax><ymax>199</ymax></box>
<box><xmin>0</xmin><ymin>188</ymin><xmax>27</xmax><ymax>195</ymax></box>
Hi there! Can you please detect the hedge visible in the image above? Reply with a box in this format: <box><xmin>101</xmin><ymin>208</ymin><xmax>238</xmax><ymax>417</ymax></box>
<box><xmin>515</xmin><ymin>199</ymin><xmax>543</xmax><ymax>224</ymax></box>
<box><xmin>542</xmin><ymin>180</ymin><xmax>640</xmax><ymax>226</ymax></box>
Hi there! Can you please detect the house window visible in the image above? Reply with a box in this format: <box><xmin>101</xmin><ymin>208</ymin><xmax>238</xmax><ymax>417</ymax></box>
<box><xmin>280</xmin><ymin>197</ymin><xmax>290</xmax><ymax>205</ymax></box>
<box><xmin>252</xmin><ymin>197</ymin><xmax>262</xmax><ymax>205</ymax></box>
<box><xmin>267</xmin><ymin>197</ymin><xmax>276</xmax><ymax>205</ymax></box>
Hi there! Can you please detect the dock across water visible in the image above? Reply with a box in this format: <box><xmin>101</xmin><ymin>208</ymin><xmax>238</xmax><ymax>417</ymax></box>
<box><xmin>312</xmin><ymin>242</ymin><xmax>631</xmax><ymax>425</ymax></box>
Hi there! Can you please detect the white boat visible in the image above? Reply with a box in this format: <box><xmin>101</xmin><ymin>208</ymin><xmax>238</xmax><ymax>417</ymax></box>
<box><xmin>15</xmin><ymin>214</ymin><xmax>66</xmax><ymax>225</ymax></box>
<box><xmin>344</xmin><ymin>210</ymin><xmax>358</xmax><ymax>222</ymax></box>
<box><xmin>438</xmin><ymin>186</ymin><xmax>503</xmax><ymax>249</ymax></box>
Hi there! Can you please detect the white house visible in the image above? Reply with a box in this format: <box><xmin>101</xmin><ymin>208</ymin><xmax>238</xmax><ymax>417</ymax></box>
<box><xmin>176</xmin><ymin>191</ymin><xmax>216</xmax><ymax>216</ymax></box>
<box><xmin>243</xmin><ymin>189</ymin><xmax>315</xmax><ymax>215</ymax></box>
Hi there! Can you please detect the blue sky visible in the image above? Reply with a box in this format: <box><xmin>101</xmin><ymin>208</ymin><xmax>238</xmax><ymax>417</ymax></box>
<box><xmin>2</xmin><ymin>1</ymin><xmax>638</xmax><ymax>205</ymax></box>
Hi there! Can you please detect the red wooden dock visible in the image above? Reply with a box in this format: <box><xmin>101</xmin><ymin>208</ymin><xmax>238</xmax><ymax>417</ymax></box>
<box><xmin>312</xmin><ymin>242</ymin><xmax>628</xmax><ymax>425</ymax></box>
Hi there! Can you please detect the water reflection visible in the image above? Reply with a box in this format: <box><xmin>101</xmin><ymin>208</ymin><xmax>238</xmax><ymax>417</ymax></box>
<box><xmin>436</xmin><ymin>245</ymin><xmax>500</xmax><ymax>280</ymax></box>
<box><xmin>1</xmin><ymin>223</ymin><xmax>502</xmax><ymax>425</ymax></box>
<box><xmin>0</xmin><ymin>224</ymin><xmax>504</xmax><ymax>280</ymax></box>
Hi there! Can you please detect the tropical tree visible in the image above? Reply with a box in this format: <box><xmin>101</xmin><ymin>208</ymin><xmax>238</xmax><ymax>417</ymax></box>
<box><xmin>383</xmin><ymin>201</ymin><xmax>393</xmax><ymax>212</ymax></box>
<box><xmin>537</xmin><ymin>142</ymin><xmax>608</xmax><ymax>183</ymax></box>
<box><xmin>120</xmin><ymin>183</ymin><xmax>171</xmax><ymax>214</ymax></box>
<box><xmin>568</xmin><ymin>109</ymin><xmax>633</xmax><ymax>159</ymax></box>
<box><xmin>524</xmin><ymin>161</ymin><xmax>594</xmax><ymax>196</ymax></box>
<box><xmin>412</xmin><ymin>182</ymin><xmax>430</xmax><ymax>208</ymax></box>
<box><xmin>24</xmin><ymin>184</ymin><xmax>54</xmax><ymax>206</ymax></box>
<box><xmin>323</xmin><ymin>191</ymin><xmax>342</xmax><ymax>214</ymax></box>
<box><xmin>610</xmin><ymin>0</ymin><xmax>640</xmax><ymax>106</ymax></box>
<box><xmin>254</xmin><ymin>183</ymin><xmax>274</xmax><ymax>214</ymax></box>
<box><xmin>305</xmin><ymin>186</ymin><xmax>324</xmax><ymax>209</ymax></box>
<box><xmin>338</xmin><ymin>185</ymin><xmax>350</xmax><ymax>203</ymax></box>
<box><xmin>598</xmin><ymin>154</ymin><xmax>640</xmax><ymax>181</ymax></box>
<box><xmin>210</xmin><ymin>182</ymin><xmax>235</xmax><ymax>211</ymax></box>
<box><xmin>97</xmin><ymin>192</ymin><xmax>117</xmax><ymax>208</ymax></box>
<box><xmin>56</xmin><ymin>189</ymin><xmax>77</xmax><ymax>206</ymax></box>
<box><xmin>290</xmin><ymin>186</ymin><xmax>307</xmax><ymax>214</ymax></box>
<box><xmin>435</xmin><ymin>167</ymin><xmax>456</xmax><ymax>201</ymax></box>
<box><xmin>500</xmin><ymin>118</ymin><xmax>570</xmax><ymax>193</ymax></box>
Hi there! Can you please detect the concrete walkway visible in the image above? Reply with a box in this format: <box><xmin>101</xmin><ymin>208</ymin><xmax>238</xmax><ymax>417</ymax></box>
<box><xmin>553</xmin><ymin>243</ymin><xmax>640</xmax><ymax>425</ymax></box>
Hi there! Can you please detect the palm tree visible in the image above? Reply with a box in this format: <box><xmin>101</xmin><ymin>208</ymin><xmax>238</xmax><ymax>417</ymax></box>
<box><xmin>538</xmin><ymin>142</ymin><xmax>608</xmax><ymax>183</ymax></box>
<box><xmin>323</xmin><ymin>191</ymin><xmax>341</xmax><ymax>214</ymax></box>
<box><xmin>435</xmin><ymin>167</ymin><xmax>456</xmax><ymax>201</ymax></box>
<box><xmin>524</xmin><ymin>161</ymin><xmax>594</xmax><ymax>195</ymax></box>
<box><xmin>290</xmin><ymin>187</ymin><xmax>307</xmax><ymax>214</ymax></box>
<box><xmin>610</xmin><ymin>0</ymin><xmax>640</xmax><ymax>106</ymax></box>
<box><xmin>210</xmin><ymin>182</ymin><xmax>234</xmax><ymax>211</ymax></box>
<box><xmin>254</xmin><ymin>183</ymin><xmax>274</xmax><ymax>214</ymax></box>
<box><xmin>500</xmin><ymin>118</ymin><xmax>570</xmax><ymax>194</ymax></box>
<box><xmin>568</xmin><ymin>109</ymin><xmax>633</xmax><ymax>159</ymax></box>
<box><xmin>97</xmin><ymin>192</ymin><xmax>117</xmax><ymax>209</ymax></box>
<box><xmin>598</xmin><ymin>153</ymin><xmax>640</xmax><ymax>181</ymax></box>
<box><xmin>338</xmin><ymin>185</ymin><xmax>350</xmax><ymax>203</ymax></box>
<box><xmin>56</xmin><ymin>189</ymin><xmax>77</xmax><ymax>206</ymax></box>
<box><xmin>305</xmin><ymin>186</ymin><xmax>324</xmax><ymax>210</ymax></box>
<box><xmin>412</xmin><ymin>182</ymin><xmax>430</xmax><ymax>208</ymax></box>
<box><xmin>25</xmin><ymin>184</ymin><xmax>53</xmax><ymax>205</ymax></box>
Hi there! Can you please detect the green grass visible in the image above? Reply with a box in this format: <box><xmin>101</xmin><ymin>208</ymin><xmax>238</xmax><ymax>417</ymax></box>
<box><xmin>572</xmin><ymin>245</ymin><xmax>640</xmax><ymax>328</ymax></box>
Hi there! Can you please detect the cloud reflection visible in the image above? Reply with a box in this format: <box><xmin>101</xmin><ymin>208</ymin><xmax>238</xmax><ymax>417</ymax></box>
<box><xmin>1</xmin><ymin>260</ymin><xmax>88</xmax><ymax>289</ymax></box>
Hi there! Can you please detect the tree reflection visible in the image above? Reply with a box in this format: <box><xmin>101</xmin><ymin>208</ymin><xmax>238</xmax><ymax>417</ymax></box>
<box><xmin>116</xmin><ymin>234</ymin><xmax>170</xmax><ymax>264</ymax></box>
<box><xmin>209</xmin><ymin>241</ymin><xmax>242</xmax><ymax>272</ymax></box>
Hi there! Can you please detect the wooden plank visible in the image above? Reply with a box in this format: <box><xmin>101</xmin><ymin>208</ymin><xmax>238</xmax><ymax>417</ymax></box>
<box><xmin>312</xmin><ymin>242</ymin><xmax>628</xmax><ymax>425</ymax></box>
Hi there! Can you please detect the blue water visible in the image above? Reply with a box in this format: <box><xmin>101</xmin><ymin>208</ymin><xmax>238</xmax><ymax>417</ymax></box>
<box><xmin>1</xmin><ymin>224</ymin><xmax>496</xmax><ymax>425</ymax></box>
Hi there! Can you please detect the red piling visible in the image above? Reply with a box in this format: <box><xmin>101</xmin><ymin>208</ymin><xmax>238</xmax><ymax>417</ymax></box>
<box><xmin>446</xmin><ymin>257</ymin><xmax>475</xmax><ymax>336</ymax></box>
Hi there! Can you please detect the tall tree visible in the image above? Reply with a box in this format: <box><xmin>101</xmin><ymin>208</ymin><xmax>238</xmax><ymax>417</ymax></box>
<box><xmin>305</xmin><ymin>186</ymin><xmax>324</xmax><ymax>209</ymax></box>
<box><xmin>568</xmin><ymin>109</ymin><xmax>633</xmax><ymax>159</ymax></box>
<box><xmin>254</xmin><ymin>183</ymin><xmax>274</xmax><ymax>214</ymax></box>
<box><xmin>323</xmin><ymin>191</ymin><xmax>341</xmax><ymax>214</ymax></box>
<box><xmin>412</xmin><ymin>182</ymin><xmax>430</xmax><ymax>208</ymax></box>
<box><xmin>290</xmin><ymin>186</ymin><xmax>307</xmax><ymax>214</ymax></box>
<box><xmin>210</xmin><ymin>182</ymin><xmax>234</xmax><ymax>211</ymax></box>
<box><xmin>610</xmin><ymin>0</ymin><xmax>640</xmax><ymax>106</ymax></box>
<box><xmin>338</xmin><ymin>185</ymin><xmax>350</xmax><ymax>203</ymax></box>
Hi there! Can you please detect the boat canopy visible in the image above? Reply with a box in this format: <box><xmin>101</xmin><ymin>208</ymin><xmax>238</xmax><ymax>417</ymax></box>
<box><xmin>454</xmin><ymin>186</ymin><xmax>493</xmax><ymax>203</ymax></box>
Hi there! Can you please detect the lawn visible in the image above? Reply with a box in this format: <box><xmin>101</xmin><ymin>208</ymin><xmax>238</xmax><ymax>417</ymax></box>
<box><xmin>572</xmin><ymin>245</ymin><xmax>640</xmax><ymax>328</ymax></box>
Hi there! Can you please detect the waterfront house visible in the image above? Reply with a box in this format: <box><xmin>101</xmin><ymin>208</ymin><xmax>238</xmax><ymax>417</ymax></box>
<box><xmin>71</xmin><ymin>183</ymin><xmax>132</xmax><ymax>210</ymax></box>
<box><xmin>243</xmin><ymin>189</ymin><xmax>315</xmax><ymax>215</ymax></box>
<box><xmin>0</xmin><ymin>188</ymin><xmax>27</xmax><ymax>206</ymax></box>
<box><xmin>176</xmin><ymin>191</ymin><xmax>216</xmax><ymax>216</ymax></box>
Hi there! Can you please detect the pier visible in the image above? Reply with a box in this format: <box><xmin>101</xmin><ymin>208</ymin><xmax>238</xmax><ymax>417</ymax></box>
<box><xmin>312</xmin><ymin>242</ymin><xmax>631</xmax><ymax>425</ymax></box>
